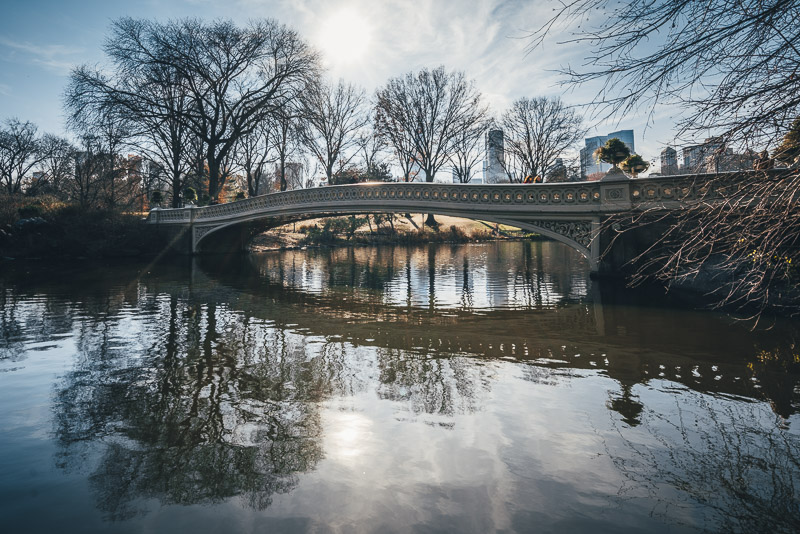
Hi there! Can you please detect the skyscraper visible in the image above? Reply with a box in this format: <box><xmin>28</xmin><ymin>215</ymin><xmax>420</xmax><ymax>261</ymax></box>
<box><xmin>483</xmin><ymin>129</ymin><xmax>505</xmax><ymax>183</ymax></box>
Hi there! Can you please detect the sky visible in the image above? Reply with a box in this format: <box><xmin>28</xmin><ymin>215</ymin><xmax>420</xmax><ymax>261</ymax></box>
<box><xmin>0</xmin><ymin>0</ymin><xmax>682</xmax><ymax>164</ymax></box>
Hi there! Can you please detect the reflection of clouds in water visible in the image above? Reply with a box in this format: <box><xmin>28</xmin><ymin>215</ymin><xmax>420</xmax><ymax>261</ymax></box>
<box><xmin>325</xmin><ymin>410</ymin><xmax>374</xmax><ymax>462</ymax></box>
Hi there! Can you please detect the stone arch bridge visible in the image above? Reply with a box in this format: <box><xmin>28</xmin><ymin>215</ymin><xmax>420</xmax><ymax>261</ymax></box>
<box><xmin>147</xmin><ymin>173</ymin><xmax>750</xmax><ymax>273</ymax></box>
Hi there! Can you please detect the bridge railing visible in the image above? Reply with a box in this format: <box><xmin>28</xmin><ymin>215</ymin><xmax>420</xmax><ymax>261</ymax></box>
<box><xmin>147</xmin><ymin>169</ymin><xmax>797</xmax><ymax>223</ymax></box>
<box><xmin>628</xmin><ymin>168</ymin><xmax>796</xmax><ymax>205</ymax></box>
<box><xmin>148</xmin><ymin>181</ymin><xmax>605</xmax><ymax>223</ymax></box>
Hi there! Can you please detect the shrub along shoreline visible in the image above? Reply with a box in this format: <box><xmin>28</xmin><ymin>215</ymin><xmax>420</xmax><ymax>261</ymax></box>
<box><xmin>0</xmin><ymin>196</ymin><xmax>164</xmax><ymax>261</ymax></box>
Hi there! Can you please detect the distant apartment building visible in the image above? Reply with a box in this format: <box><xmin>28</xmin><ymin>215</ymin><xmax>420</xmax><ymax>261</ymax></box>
<box><xmin>483</xmin><ymin>129</ymin><xmax>505</xmax><ymax>183</ymax></box>
<box><xmin>652</xmin><ymin>138</ymin><xmax>758</xmax><ymax>175</ymax></box>
<box><xmin>579</xmin><ymin>129</ymin><xmax>635</xmax><ymax>178</ymax></box>
<box><xmin>680</xmin><ymin>137</ymin><xmax>757</xmax><ymax>173</ymax></box>
<box><xmin>660</xmin><ymin>147</ymin><xmax>679</xmax><ymax>175</ymax></box>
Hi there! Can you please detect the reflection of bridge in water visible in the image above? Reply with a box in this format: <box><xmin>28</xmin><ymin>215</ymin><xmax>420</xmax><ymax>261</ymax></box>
<box><xmin>185</xmin><ymin>245</ymin><xmax>799</xmax><ymax>420</ymax></box>
<box><xmin>149</xmin><ymin>172</ymin><xmax>779</xmax><ymax>273</ymax></box>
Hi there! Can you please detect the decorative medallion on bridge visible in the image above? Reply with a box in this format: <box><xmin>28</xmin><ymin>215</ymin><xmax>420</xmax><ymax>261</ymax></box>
<box><xmin>606</xmin><ymin>187</ymin><xmax>623</xmax><ymax>200</ymax></box>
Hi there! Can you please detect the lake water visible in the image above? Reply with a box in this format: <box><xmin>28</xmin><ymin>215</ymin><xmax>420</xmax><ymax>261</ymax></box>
<box><xmin>1</xmin><ymin>241</ymin><xmax>798</xmax><ymax>533</ymax></box>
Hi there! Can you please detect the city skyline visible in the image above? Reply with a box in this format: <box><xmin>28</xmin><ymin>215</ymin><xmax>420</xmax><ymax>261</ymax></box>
<box><xmin>1</xmin><ymin>0</ymin><xmax>683</xmax><ymax>165</ymax></box>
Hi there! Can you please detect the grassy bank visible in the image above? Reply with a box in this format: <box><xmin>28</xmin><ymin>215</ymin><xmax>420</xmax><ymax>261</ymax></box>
<box><xmin>250</xmin><ymin>214</ymin><xmax>535</xmax><ymax>251</ymax></box>
<box><xmin>0</xmin><ymin>196</ymin><xmax>163</xmax><ymax>260</ymax></box>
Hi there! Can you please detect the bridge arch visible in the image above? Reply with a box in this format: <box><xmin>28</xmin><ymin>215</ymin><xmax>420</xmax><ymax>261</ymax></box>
<box><xmin>191</xmin><ymin>204</ymin><xmax>598</xmax><ymax>271</ymax></box>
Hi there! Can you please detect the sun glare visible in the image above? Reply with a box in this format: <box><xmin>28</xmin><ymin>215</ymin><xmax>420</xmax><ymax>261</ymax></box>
<box><xmin>317</xmin><ymin>8</ymin><xmax>372</xmax><ymax>66</ymax></box>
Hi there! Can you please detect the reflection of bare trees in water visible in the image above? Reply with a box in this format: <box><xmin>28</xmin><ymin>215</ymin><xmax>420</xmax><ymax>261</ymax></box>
<box><xmin>0</xmin><ymin>290</ymin><xmax>76</xmax><ymax>361</ymax></box>
<box><xmin>375</xmin><ymin>349</ymin><xmax>492</xmax><ymax>418</ymax></box>
<box><xmin>606</xmin><ymin>390</ymin><xmax>800</xmax><ymax>533</ymax></box>
<box><xmin>54</xmin><ymin>296</ymin><xmax>332</xmax><ymax>520</ymax></box>
<box><xmin>50</xmin><ymin>287</ymin><xmax>495</xmax><ymax>521</ymax></box>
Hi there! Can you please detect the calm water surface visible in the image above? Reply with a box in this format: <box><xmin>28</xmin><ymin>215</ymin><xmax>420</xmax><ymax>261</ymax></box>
<box><xmin>1</xmin><ymin>241</ymin><xmax>799</xmax><ymax>533</ymax></box>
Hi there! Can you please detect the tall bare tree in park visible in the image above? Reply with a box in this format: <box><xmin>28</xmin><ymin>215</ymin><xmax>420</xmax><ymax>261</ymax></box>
<box><xmin>169</xmin><ymin>18</ymin><xmax>318</xmax><ymax>202</ymax></box>
<box><xmin>449</xmin><ymin>115</ymin><xmax>490</xmax><ymax>183</ymax></box>
<box><xmin>530</xmin><ymin>0</ymin><xmax>798</xmax><ymax>149</ymax></box>
<box><xmin>66</xmin><ymin>19</ymin><xmax>197</xmax><ymax>208</ymax></box>
<box><xmin>29</xmin><ymin>134</ymin><xmax>76</xmax><ymax>197</ymax></box>
<box><xmin>531</xmin><ymin>0</ymin><xmax>800</xmax><ymax>315</ymax></box>
<box><xmin>66</xmin><ymin>18</ymin><xmax>318</xmax><ymax>204</ymax></box>
<box><xmin>374</xmin><ymin>107</ymin><xmax>417</xmax><ymax>182</ymax></box>
<box><xmin>269</xmin><ymin>106</ymin><xmax>302</xmax><ymax>192</ymax></box>
<box><xmin>376</xmin><ymin>67</ymin><xmax>488</xmax><ymax>224</ymax></box>
<box><xmin>0</xmin><ymin>119</ymin><xmax>41</xmax><ymax>195</ymax></box>
<box><xmin>67</xmin><ymin>100</ymin><xmax>133</xmax><ymax>210</ymax></box>
<box><xmin>356</xmin><ymin>124</ymin><xmax>389</xmax><ymax>180</ymax></box>
<box><xmin>233</xmin><ymin>119</ymin><xmax>272</xmax><ymax>197</ymax></box>
<box><xmin>299</xmin><ymin>79</ymin><xmax>368</xmax><ymax>184</ymax></box>
<box><xmin>500</xmin><ymin>97</ymin><xmax>584</xmax><ymax>182</ymax></box>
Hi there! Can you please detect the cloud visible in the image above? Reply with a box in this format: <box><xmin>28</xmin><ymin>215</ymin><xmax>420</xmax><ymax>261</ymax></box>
<box><xmin>0</xmin><ymin>37</ymin><xmax>84</xmax><ymax>74</ymax></box>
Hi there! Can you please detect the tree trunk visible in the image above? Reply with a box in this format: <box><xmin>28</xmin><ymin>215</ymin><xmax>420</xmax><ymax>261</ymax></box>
<box><xmin>208</xmin><ymin>158</ymin><xmax>221</xmax><ymax>203</ymax></box>
<box><xmin>279</xmin><ymin>159</ymin><xmax>287</xmax><ymax>192</ymax></box>
<box><xmin>424</xmin><ymin>168</ymin><xmax>438</xmax><ymax>227</ymax></box>
<box><xmin>171</xmin><ymin>167</ymin><xmax>182</xmax><ymax>208</ymax></box>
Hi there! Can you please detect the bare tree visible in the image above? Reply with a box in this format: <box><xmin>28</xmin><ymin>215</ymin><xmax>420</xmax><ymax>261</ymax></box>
<box><xmin>532</xmin><ymin>1</ymin><xmax>800</xmax><ymax>316</ymax></box>
<box><xmin>183</xmin><ymin>135</ymin><xmax>208</xmax><ymax>200</ymax></box>
<box><xmin>374</xmin><ymin>107</ymin><xmax>417</xmax><ymax>182</ymax></box>
<box><xmin>269</xmin><ymin>106</ymin><xmax>302</xmax><ymax>192</ymax></box>
<box><xmin>448</xmin><ymin>116</ymin><xmax>489</xmax><ymax>183</ymax></box>
<box><xmin>233</xmin><ymin>120</ymin><xmax>272</xmax><ymax>197</ymax></box>
<box><xmin>299</xmin><ymin>79</ymin><xmax>368</xmax><ymax>183</ymax></box>
<box><xmin>0</xmin><ymin>119</ymin><xmax>41</xmax><ymax>195</ymax></box>
<box><xmin>69</xmin><ymin>134</ymin><xmax>106</xmax><ymax>208</ymax></box>
<box><xmin>500</xmin><ymin>97</ymin><xmax>584</xmax><ymax>182</ymax></box>
<box><xmin>356</xmin><ymin>123</ymin><xmax>389</xmax><ymax>179</ymax></box>
<box><xmin>69</xmin><ymin>18</ymin><xmax>319</xmax><ymax>204</ymax></box>
<box><xmin>375</xmin><ymin>67</ymin><xmax>488</xmax><ymax>224</ymax></box>
<box><xmin>32</xmin><ymin>134</ymin><xmax>75</xmax><ymax>198</ymax></box>
<box><xmin>529</xmin><ymin>0</ymin><xmax>799</xmax><ymax>150</ymax></box>
<box><xmin>66</xmin><ymin>19</ymin><xmax>197</xmax><ymax>208</ymax></box>
<box><xmin>165</xmin><ymin>18</ymin><xmax>319</xmax><ymax>202</ymax></box>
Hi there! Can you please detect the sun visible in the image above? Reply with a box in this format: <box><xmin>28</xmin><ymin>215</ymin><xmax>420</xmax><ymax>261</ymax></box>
<box><xmin>316</xmin><ymin>7</ymin><xmax>372</xmax><ymax>66</ymax></box>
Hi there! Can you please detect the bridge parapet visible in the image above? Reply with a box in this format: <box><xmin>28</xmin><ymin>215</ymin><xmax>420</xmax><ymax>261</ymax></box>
<box><xmin>146</xmin><ymin>170</ymin><xmax>793</xmax><ymax>269</ymax></box>
<box><xmin>150</xmin><ymin>181</ymin><xmax>607</xmax><ymax>225</ymax></box>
